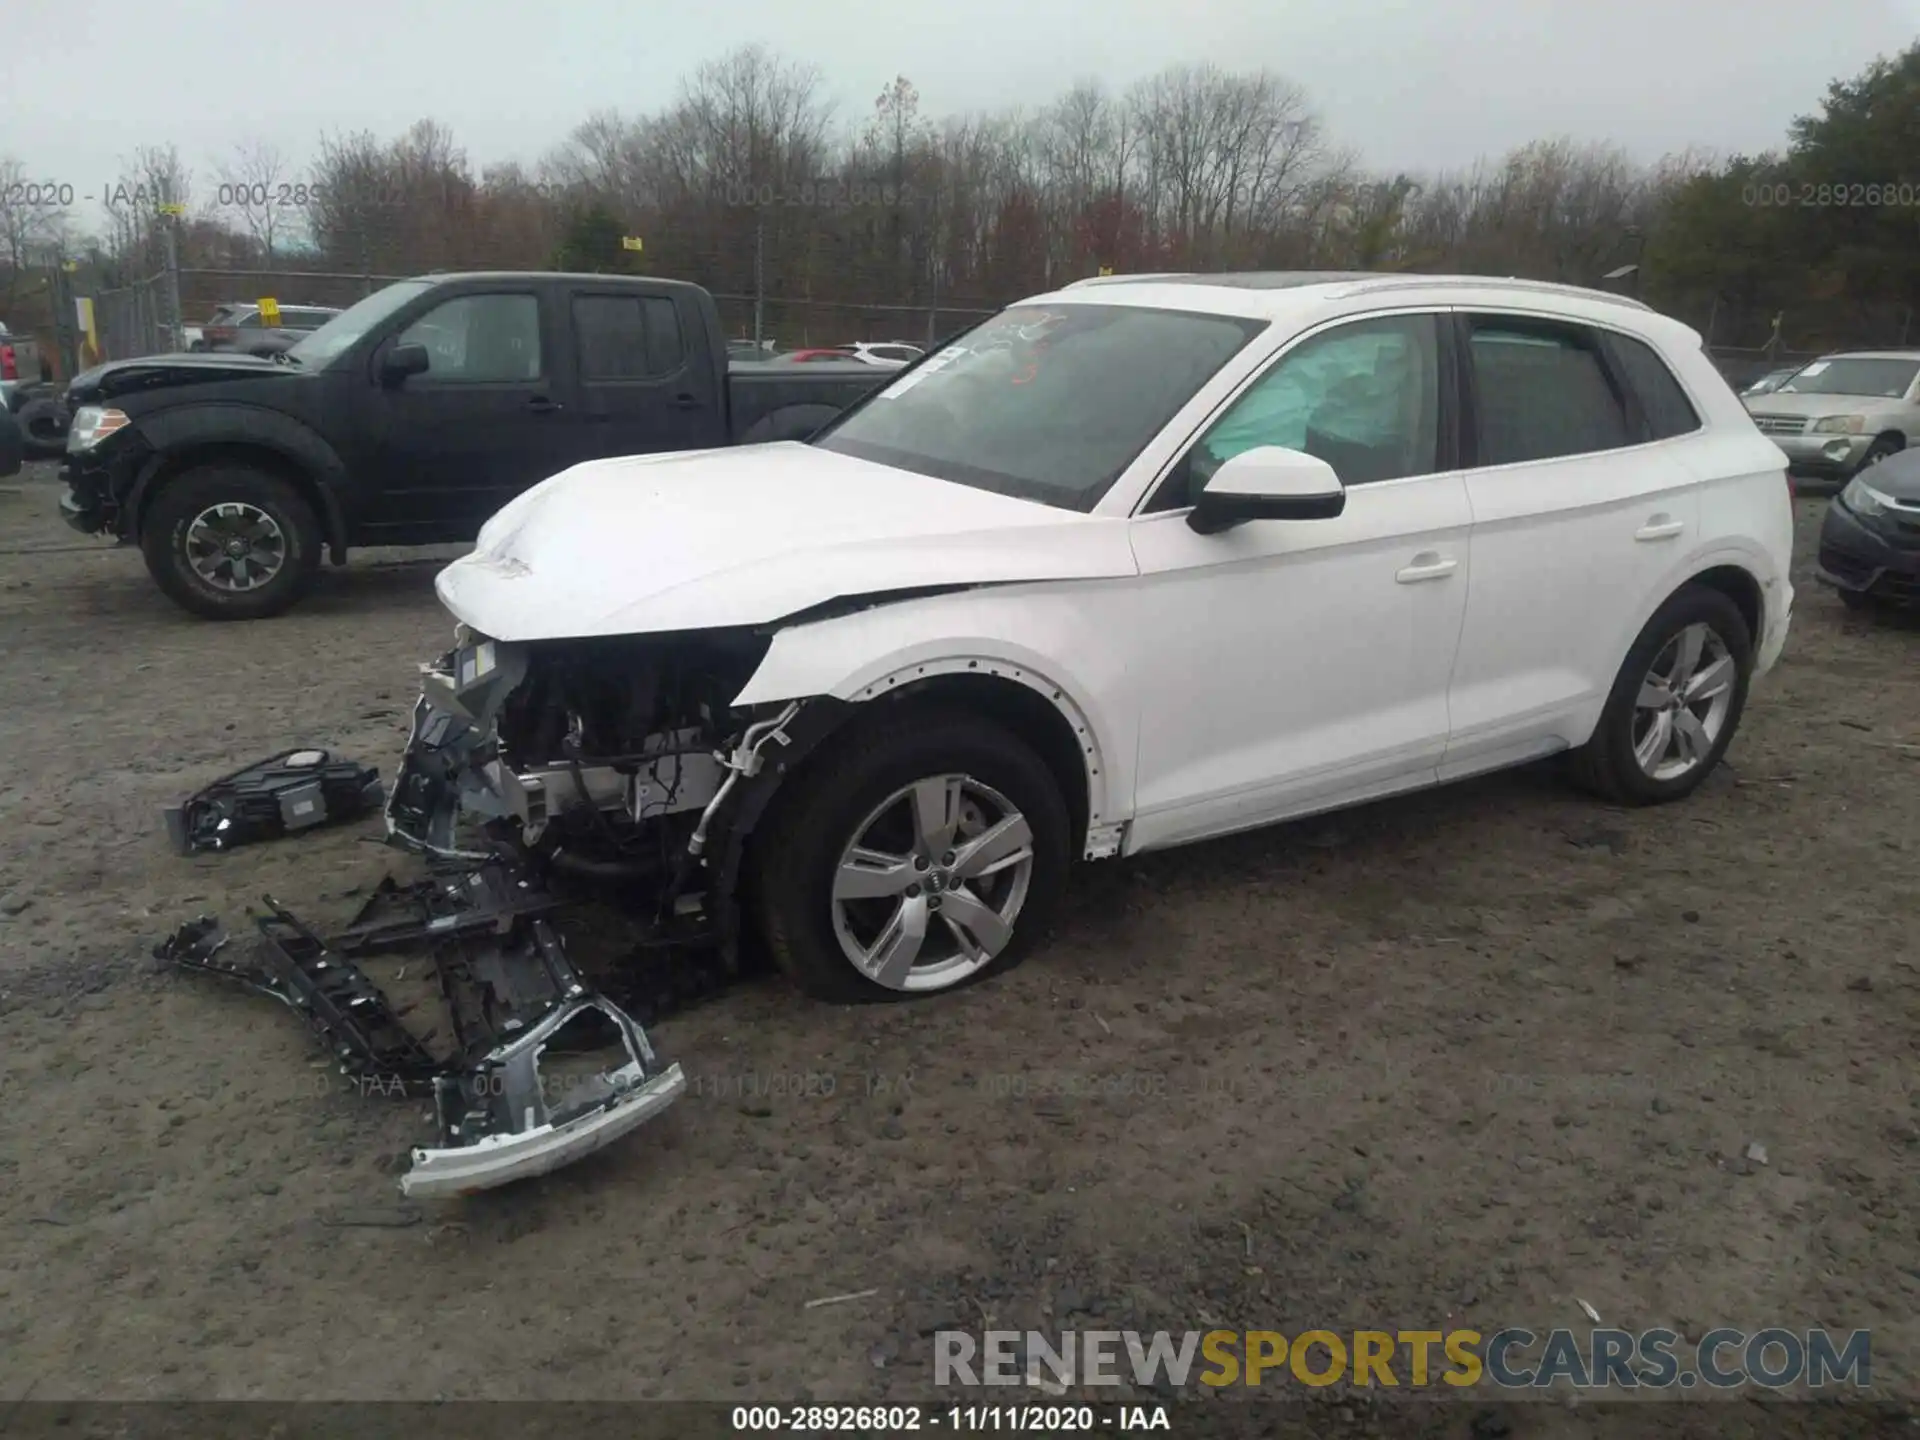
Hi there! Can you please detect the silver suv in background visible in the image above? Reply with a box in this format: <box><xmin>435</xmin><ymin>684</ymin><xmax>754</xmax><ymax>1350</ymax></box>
<box><xmin>1743</xmin><ymin>349</ymin><xmax>1919</xmax><ymax>482</ymax></box>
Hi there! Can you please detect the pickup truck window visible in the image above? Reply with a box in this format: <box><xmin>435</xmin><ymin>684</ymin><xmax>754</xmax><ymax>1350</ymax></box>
<box><xmin>813</xmin><ymin>303</ymin><xmax>1264</xmax><ymax>510</ymax></box>
<box><xmin>397</xmin><ymin>294</ymin><xmax>543</xmax><ymax>382</ymax></box>
<box><xmin>290</xmin><ymin>280</ymin><xmax>434</xmax><ymax>366</ymax></box>
<box><xmin>573</xmin><ymin>294</ymin><xmax>685</xmax><ymax>379</ymax></box>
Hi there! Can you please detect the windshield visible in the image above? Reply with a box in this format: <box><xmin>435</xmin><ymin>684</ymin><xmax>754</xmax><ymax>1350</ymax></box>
<box><xmin>1779</xmin><ymin>357</ymin><xmax>1920</xmax><ymax>399</ymax></box>
<box><xmin>812</xmin><ymin>303</ymin><xmax>1266</xmax><ymax>509</ymax></box>
<box><xmin>288</xmin><ymin>280</ymin><xmax>434</xmax><ymax>366</ymax></box>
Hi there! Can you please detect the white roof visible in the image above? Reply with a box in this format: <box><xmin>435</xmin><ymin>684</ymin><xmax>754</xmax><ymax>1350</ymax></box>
<box><xmin>1027</xmin><ymin>270</ymin><xmax>1695</xmax><ymax>351</ymax></box>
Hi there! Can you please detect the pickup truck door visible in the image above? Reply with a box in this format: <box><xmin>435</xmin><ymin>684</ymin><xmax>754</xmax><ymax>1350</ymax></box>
<box><xmin>557</xmin><ymin>284</ymin><xmax>725</xmax><ymax>466</ymax></box>
<box><xmin>358</xmin><ymin>285</ymin><xmax>574</xmax><ymax>540</ymax></box>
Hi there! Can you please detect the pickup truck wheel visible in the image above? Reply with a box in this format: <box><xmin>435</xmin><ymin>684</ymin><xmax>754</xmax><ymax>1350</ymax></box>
<box><xmin>1566</xmin><ymin>585</ymin><xmax>1753</xmax><ymax>806</ymax></box>
<box><xmin>753</xmin><ymin>706</ymin><xmax>1071</xmax><ymax>1003</ymax></box>
<box><xmin>140</xmin><ymin>466</ymin><xmax>323</xmax><ymax>620</ymax></box>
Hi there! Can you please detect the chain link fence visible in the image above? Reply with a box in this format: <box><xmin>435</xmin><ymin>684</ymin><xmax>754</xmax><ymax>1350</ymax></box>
<box><xmin>83</xmin><ymin>265</ymin><xmax>995</xmax><ymax>362</ymax></box>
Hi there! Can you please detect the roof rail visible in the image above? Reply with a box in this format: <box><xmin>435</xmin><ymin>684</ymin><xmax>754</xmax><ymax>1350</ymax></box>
<box><xmin>1062</xmin><ymin>272</ymin><xmax>1193</xmax><ymax>288</ymax></box>
<box><xmin>1335</xmin><ymin>274</ymin><xmax>1656</xmax><ymax>312</ymax></box>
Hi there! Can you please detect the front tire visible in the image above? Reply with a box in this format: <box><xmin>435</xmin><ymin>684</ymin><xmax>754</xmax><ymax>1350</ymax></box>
<box><xmin>1856</xmin><ymin>434</ymin><xmax>1903</xmax><ymax>474</ymax></box>
<box><xmin>752</xmin><ymin>706</ymin><xmax>1072</xmax><ymax>1003</ymax></box>
<box><xmin>1568</xmin><ymin>585</ymin><xmax>1753</xmax><ymax>805</ymax></box>
<box><xmin>140</xmin><ymin>465</ymin><xmax>323</xmax><ymax>620</ymax></box>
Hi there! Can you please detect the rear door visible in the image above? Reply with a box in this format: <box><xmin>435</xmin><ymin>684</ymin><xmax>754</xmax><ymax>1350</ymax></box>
<box><xmin>358</xmin><ymin>284</ymin><xmax>574</xmax><ymax>537</ymax></box>
<box><xmin>560</xmin><ymin>285</ymin><xmax>722</xmax><ymax>463</ymax></box>
<box><xmin>1440</xmin><ymin>312</ymin><xmax>1703</xmax><ymax>780</ymax></box>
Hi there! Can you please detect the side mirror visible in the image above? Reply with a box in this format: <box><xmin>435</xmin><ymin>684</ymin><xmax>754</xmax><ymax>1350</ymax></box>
<box><xmin>381</xmin><ymin>342</ymin><xmax>431</xmax><ymax>385</ymax></box>
<box><xmin>1187</xmin><ymin>446</ymin><xmax>1346</xmax><ymax>534</ymax></box>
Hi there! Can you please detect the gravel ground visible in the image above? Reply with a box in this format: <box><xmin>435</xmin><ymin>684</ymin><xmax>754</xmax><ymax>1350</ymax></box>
<box><xmin>1</xmin><ymin>460</ymin><xmax>1916</xmax><ymax>1435</ymax></box>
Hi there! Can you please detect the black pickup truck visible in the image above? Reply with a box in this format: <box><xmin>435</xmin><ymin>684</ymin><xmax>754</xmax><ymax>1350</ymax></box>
<box><xmin>59</xmin><ymin>272</ymin><xmax>891</xmax><ymax>619</ymax></box>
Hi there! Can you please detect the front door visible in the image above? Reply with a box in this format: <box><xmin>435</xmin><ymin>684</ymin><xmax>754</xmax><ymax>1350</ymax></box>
<box><xmin>1124</xmin><ymin>311</ymin><xmax>1473</xmax><ymax>852</ymax></box>
<box><xmin>361</xmin><ymin>289</ymin><xmax>569</xmax><ymax>539</ymax></box>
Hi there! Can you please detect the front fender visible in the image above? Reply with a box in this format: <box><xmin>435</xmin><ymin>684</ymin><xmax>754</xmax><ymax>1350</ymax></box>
<box><xmin>733</xmin><ymin>584</ymin><xmax>1137</xmax><ymax>845</ymax></box>
<box><xmin>131</xmin><ymin>403</ymin><xmax>352</xmax><ymax>554</ymax></box>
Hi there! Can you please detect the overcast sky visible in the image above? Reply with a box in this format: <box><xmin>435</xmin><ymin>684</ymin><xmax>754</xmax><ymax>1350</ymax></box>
<box><xmin>6</xmin><ymin>0</ymin><xmax>1919</xmax><ymax>199</ymax></box>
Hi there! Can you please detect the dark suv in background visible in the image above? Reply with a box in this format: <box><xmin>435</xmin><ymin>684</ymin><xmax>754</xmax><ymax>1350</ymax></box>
<box><xmin>192</xmin><ymin>303</ymin><xmax>342</xmax><ymax>357</ymax></box>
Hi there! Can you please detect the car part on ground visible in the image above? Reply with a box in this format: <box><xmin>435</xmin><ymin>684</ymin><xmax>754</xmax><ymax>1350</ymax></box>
<box><xmin>154</xmin><ymin>860</ymin><xmax>686</xmax><ymax>1198</ymax></box>
<box><xmin>165</xmin><ymin>748</ymin><xmax>384</xmax><ymax>854</ymax></box>
<box><xmin>1815</xmin><ymin>450</ymin><xmax>1920</xmax><ymax>610</ymax></box>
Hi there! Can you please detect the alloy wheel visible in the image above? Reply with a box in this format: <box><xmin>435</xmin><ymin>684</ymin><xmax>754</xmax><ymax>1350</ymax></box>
<box><xmin>830</xmin><ymin>773</ymin><xmax>1036</xmax><ymax>992</ymax></box>
<box><xmin>184</xmin><ymin>502</ymin><xmax>288</xmax><ymax>592</ymax></box>
<box><xmin>1631</xmin><ymin>621</ymin><xmax>1736</xmax><ymax>781</ymax></box>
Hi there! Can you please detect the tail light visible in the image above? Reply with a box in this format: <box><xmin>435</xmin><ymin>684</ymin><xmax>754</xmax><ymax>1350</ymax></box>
<box><xmin>206</xmin><ymin>326</ymin><xmax>234</xmax><ymax>345</ymax></box>
<box><xmin>0</xmin><ymin>344</ymin><xmax>15</xmax><ymax>381</ymax></box>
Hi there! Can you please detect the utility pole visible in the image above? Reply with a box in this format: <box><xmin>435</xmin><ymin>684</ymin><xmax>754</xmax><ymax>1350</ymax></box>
<box><xmin>158</xmin><ymin>204</ymin><xmax>186</xmax><ymax>351</ymax></box>
<box><xmin>752</xmin><ymin>213</ymin><xmax>765</xmax><ymax>348</ymax></box>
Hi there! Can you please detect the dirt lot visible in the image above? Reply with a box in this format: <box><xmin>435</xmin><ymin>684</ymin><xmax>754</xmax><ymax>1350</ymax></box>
<box><xmin>1</xmin><ymin>459</ymin><xmax>1915</xmax><ymax>1432</ymax></box>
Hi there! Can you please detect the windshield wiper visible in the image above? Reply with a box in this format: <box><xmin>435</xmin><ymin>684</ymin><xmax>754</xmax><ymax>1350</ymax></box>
<box><xmin>270</xmin><ymin>350</ymin><xmax>302</xmax><ymax>367</ymax></box>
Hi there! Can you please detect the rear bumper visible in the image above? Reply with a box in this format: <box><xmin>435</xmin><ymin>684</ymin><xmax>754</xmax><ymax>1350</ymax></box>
<box><xmin>1816</xmin><ymin>498</ymin><xmax>1920</xmax><ymax>605</ymax></box>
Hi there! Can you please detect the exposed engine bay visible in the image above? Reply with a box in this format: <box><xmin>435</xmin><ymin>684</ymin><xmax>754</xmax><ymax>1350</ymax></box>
<box><xmin>383</xmin><ymin>625</ymin><xmax>828</xmax><ymax>956</ymax></box>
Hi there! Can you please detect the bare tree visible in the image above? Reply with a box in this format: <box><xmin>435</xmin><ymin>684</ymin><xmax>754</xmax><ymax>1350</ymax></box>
<box><xmin>217</xmin><ymin>141</ymin><xmax>292</xmax><ymax>262</ymax></box>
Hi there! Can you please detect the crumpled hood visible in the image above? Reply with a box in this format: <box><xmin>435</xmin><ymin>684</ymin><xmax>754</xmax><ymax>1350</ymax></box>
<box><xmin>67</xmin><ymin>351</ymin><xmax>289</xmax><ymax>405</ymax></box>
<box><xmin>436</xmin><ymin>442</ymin><xmax>1139</xmax><ymax>641</ymax></box>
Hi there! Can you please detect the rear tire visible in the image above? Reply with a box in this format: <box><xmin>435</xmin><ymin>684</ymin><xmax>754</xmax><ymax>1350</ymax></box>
<box><xmin>140</xmin><ymin>465</ymin><xmax>323</xmax><ymax>620</ymax></box>
<box><xmin>752</xmin><ymin>705</ymin><xmax>1072</xmax><ymax>1003</ymax></box>
<box><xmin>1567</xmin><ymin>585</ymin><xmax>1753</xmax><ymax>806</ymax></box>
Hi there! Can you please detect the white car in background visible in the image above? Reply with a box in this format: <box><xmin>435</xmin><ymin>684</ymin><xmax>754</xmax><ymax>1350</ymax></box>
<box><xmin>841</xmin><ymin>340</ymin><xmax>924</xmax><ymax>369</ymax></box>
<box><xmin>391</xmin><ymin>272</ymin><xmax>1794</xmax><ymax>1005</ymax></box>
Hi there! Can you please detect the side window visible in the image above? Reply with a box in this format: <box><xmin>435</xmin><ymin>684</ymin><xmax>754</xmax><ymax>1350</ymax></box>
<box><xmin>643</xmin><ymin>297</ymin><xmax>684</xmax><ymax>375</ymax></box>
<box><xmin>1159</xmin><ymin>313</ymin><xmax>1439</xmax><ymax>508</ymax></box>
<box><xmin>572</xmin><ymin>295</ymin><xmax>686</xmax><ymax>379</ymax></box>
<box><xmin>397</xmin><ymin>294</ymin><xmax>543</xmax><ymax>382</ymax></box>
<box><xmin>1604</xmin><ymin>333</ymin><xmax>1702</xmax><ymax>441</ymax></box>
<box><xmin>1466</xmin><ymin>319</ymin><xmax>1631</xmax><ymax>465</ymax></box>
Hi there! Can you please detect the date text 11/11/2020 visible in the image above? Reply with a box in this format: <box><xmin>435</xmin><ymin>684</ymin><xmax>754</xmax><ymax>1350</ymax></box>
<box><xmin>729</xmin><ymin>1405</ymin><xmax>1172</xmax><ymax>1431</ymax></box>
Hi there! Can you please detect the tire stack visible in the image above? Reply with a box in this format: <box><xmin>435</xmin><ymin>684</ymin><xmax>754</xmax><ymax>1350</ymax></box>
<box><xmin>8</xmin><ymin>383</ymin><xmax>70</xmax><ymax>461</ymax></box>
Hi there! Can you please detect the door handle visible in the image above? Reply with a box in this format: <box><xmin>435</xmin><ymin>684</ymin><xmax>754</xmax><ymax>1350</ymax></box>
<box><xmin>527</xmin><ymin>396</ymin><xmax>563</xmax><ymax>414</ymax></box>
<box><xmin>668</xmin><ymin>392</ymin><xmax>703</xmax><ymax>410</ymax></box>
<box><xmin>1635</xmin><ymin>515</ymin><xmax>1684</xmax><ymax>542</ymax></box>
<box><xmin>1395</xmin><ymin>552</ymin><xmax>1458</xmax><ymax>583</ymax></box>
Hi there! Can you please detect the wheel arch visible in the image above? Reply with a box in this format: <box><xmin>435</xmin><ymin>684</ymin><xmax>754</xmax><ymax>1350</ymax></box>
<box><xmin>128</xmin><ymin>408</ymin><xmax>351</xmax><ymax>560</ymax></box>
<box><xmin>738</xmin><ymin>639</ymin><xmax>1122</xmax><ymax>860</ymax></box>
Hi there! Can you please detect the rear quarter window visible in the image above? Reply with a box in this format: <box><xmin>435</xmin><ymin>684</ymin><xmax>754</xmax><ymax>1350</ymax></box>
<box><xmin>1603</xmin><ymin>333</ymin><xmax>1703</xmax><ymax>441</ymax></box>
